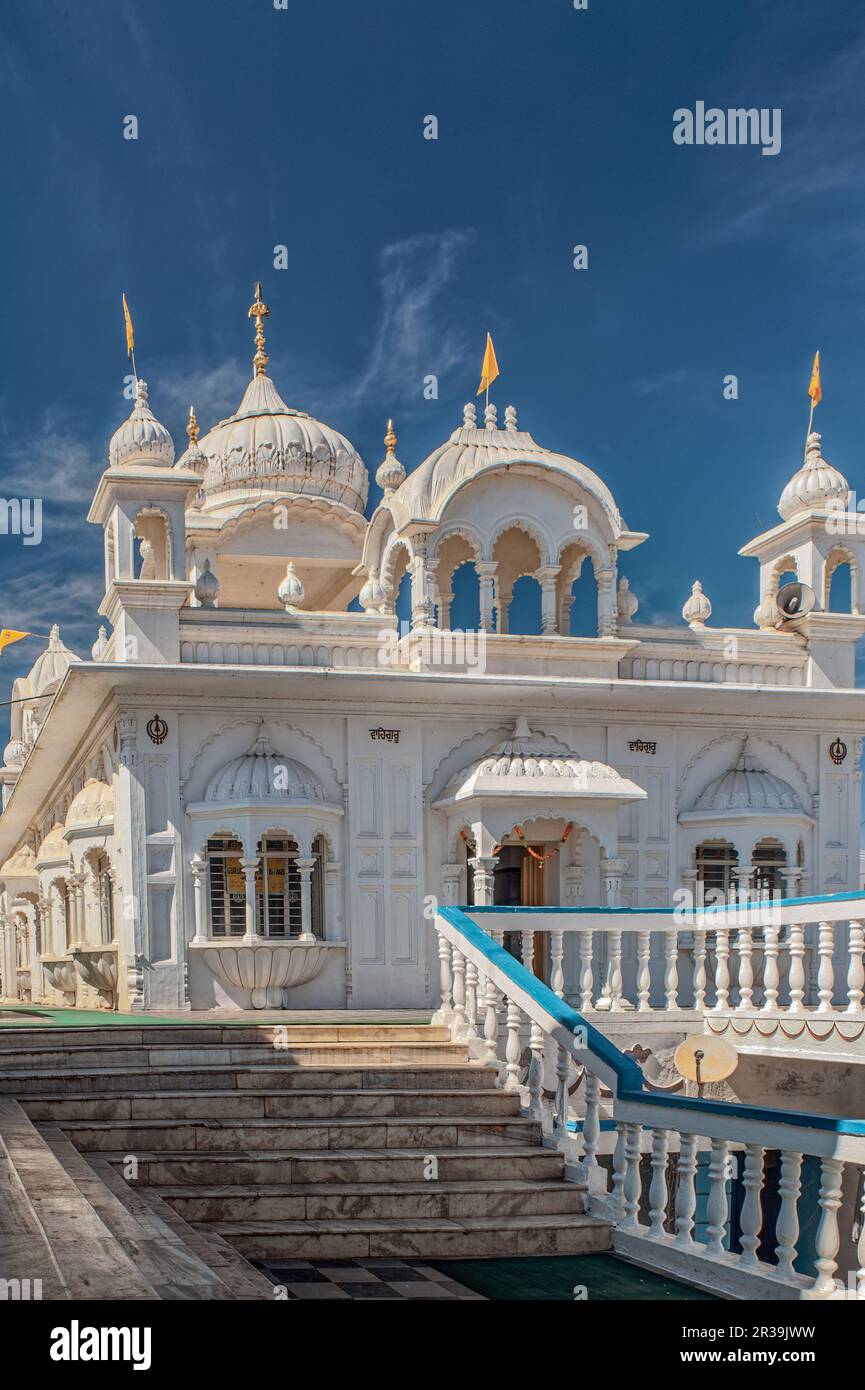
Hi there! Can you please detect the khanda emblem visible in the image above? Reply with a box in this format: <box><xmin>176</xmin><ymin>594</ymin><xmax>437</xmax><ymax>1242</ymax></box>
<box><xmin>146</xmin><ymin>714</ymin><xmax>168</xmax><ymax>746</ymax></box>
<box><xmin>829</xmin><ymin>737</ymin><xmax>847</xmax><ymax>766</ymax></box>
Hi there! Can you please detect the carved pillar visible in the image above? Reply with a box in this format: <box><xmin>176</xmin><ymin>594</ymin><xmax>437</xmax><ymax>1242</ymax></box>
<box><xmin>325</xmin><ymin>862</ymin><xmax>343</xmax><ymax>940</ymax></box>
<box><xmin>190</xmin><ymin>855</ymin><xmax>208</xmax><ymax>943</ymax></box>
<box><xmin>536</xmin><ymin>565</ymin><xmax>561</xmax><ymax>635</ymax></box>
<box><xmin>477</xmin><ymin>562</ymin><xmax>497</xmax><ymax>633</ymax></box>
<box><xmin>563</xmin><ymin>865</ymin><xmax>584</xmax><ymax>906</ymax></box>
<box><xmin>295</xmin><ymin>857</ymin><xmax>317</xmax><ymax>942</ymax></box>
<box><xmin>437</xmin><ymin>589</ymin><xmax>453</xmax><ymax>631</ymax></box>
<box><xmin>410</xmin><ymin>543</ymin><xmax>434</xmax><ymax>630</ymax></box>
<box><xmin>239</xmin><ymin>856</ymin><xmax>261</xmax><ymax>943</ymax></box>
<box><xmin>468</xmin><ymin>855</ymin><xmax>498</xmax><ymax>907</ymax></box>
<box><xmin>596</xmin><ymin>566</ymin><xmax>617</xmax><ymax>638</ymax></box>
<box><xmin>440</xmin><ymin>863</ymin><xmax>463</xmax><ymax>908</ymax></box>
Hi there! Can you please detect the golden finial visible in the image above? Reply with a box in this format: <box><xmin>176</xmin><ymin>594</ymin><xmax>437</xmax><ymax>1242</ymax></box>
<box><xmin>187</xmin><ymin>405</ymin><xmax>199</xmax><ymax>444</ymax></box>
<box><xmin>248</xmin><ymin>281</ymin><xmax>270</xmax><ymax>377</ymax></box>
<box><xmin>384</xmin><ymin>418</ymin><xmax>397</xmax><ymax>454</ymax></box>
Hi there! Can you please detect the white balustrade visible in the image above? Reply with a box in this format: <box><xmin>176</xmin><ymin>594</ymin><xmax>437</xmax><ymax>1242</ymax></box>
<box><xmin>433</xmin><ymin>901</ymin><xmax>865</xmax><ymax>1302</ymax></box>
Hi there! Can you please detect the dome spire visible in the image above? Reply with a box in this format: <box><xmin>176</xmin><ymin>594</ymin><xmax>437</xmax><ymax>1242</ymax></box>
<box><xmin>248</xmin><ymin>281</ymin><xmax>270</xmax><ymax>378</ymax></box>
<box><xmin>376</xmin><ymin>418</ymin><xmax>406</xmax><ymax>495</ymax></box>
<box><xmin>187</xmin><ymin>404</ymin><xmax>200</xmax><ymax>444</ymax></box>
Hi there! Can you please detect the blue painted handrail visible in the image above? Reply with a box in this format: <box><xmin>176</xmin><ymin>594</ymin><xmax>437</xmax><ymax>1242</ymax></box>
<box><xmin>438</xmin><ymin>904</ymin><xmax>865</xmax><ymax>1139</ymax></box>
<box><xmin>466</xmin><ymin>888</ymin><xmax>865</xmax><ymax>917</ymax></box>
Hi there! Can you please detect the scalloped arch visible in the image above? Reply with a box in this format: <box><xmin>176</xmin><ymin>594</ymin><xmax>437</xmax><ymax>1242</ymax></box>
<box><xmin>676</xmin><ymin>733</ymin><xmax>814</xmax><ymax>811</ymax></box>
<box><xmin>426</xmin><ymin>722</ymin><xmax>580</xmax><ymax>802</ymax></box>
<box><xmin>181</xmin><ymin>718</ymin><xmax>342</xmax><ymax>797</ymax></box>
<box><xmin>487</xmin><ymin>514</ymin><xmax>551</xmax><ymax>566</ymax></box>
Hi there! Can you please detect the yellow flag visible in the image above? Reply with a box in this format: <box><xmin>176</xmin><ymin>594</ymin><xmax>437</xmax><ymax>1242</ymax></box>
<box><xmin>808</xmin><ymin>350</ymin><xmax>822</xmax><ymax>406</ymax></box>
<box><xmin>0</xmin><ymin>630</ymin><xmax>30</xmax><ymax>655</ymax></box>
<box><xmin>476</xmin><ymin>332</ymin><xmax>500</xmax><ymax>397</ymax></box>
<box><xmin>122</xmin><ymin>293</ymin><xmax>135</xmax><ymax>359</ymax></box>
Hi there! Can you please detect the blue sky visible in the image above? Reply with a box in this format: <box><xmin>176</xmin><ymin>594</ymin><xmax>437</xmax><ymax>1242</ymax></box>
<box><xmin>2</xmin><ymin>0</ymin><xmax>865</xmax><ymax>708</ymax></box>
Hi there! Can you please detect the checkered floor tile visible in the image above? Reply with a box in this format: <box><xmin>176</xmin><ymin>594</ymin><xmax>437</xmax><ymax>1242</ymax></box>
<box><xmin>258</xmin><ymin>1258</ymin><xmax>486</xmax><ymax>1300</ymax></box>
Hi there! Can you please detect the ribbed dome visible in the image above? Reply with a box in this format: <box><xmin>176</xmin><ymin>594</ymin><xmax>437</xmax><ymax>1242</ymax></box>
<box><xmin>434</xmin><ymin>718</ymin><xmax>646</xmax><ymax>807</ymax></box>
<box><xmin>36</xmin><ymin>823</ymin><xmax>68</xmax><ymax>864</ymax></box>
<box><xmin>0</xmin><ymin>843</ymin><xmax>37</xmax><ymax>881</ymax></box>
<box><xmin>28</xmin><ymin>626</ymin><xmax>80</xmax><ymax>697</ymax></box>
<box><xmin>109</xmin><ymin>379</ymin><xmax>175</xmax><ymax>468</ymax></box>
<box><xmin>197</xmin><ymin>373</ymin><xmax>368</xmax><ymax>514</ymax></box>
<box><xmin>391</xmin><ymin>402</ymin><xmax>623</xmax><ymax>532</ymax></box>
<box><xmin>66</xmin><ymin>778</ymin><xmax>114</xmax><ymax>829</ymax></box>
<box><xmin>778</xmin><ymin>432</ymin><xmax>849</xmax><ymax>520</ymax></box>
<box><xmin>3</xmin><ymin>737</ymin><xmax>26</xmax><ymax>769</ymax></box>
<box><xmin>693</xmin><ymin>744</ymin><xmax>802</xmax><ymax>814</ymax></box>
<box><xmin>205</xmin><ymin>727</ymin><xmax>332</xmax><ymax>805</ymax></box>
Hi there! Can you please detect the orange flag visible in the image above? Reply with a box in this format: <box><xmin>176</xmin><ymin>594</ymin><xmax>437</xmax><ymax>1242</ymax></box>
<box><xmin>808</xmin><ymin>350</ymin><xmax>822</xmax><ymax>406</ymax></box>
<box><xmin>122</xmin><ymin>294</ymin><xmax>135</xmax><ymax>359</ymax></box>
<box><xmin>476</xmin><ymin>333</ymin><xmax>500</xmax><ymax>397</ymax></box>
<box><xmin>0</xmin><ymin>630</ymin><xmax>30</xmax><ymax>655</ymax></box>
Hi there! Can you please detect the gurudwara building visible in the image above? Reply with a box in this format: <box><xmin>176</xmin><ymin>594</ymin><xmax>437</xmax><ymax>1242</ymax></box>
<box><xmin>0</xmin><ymin>288</ymin><xmax>863</xmax><ymax>1024</ymax></box>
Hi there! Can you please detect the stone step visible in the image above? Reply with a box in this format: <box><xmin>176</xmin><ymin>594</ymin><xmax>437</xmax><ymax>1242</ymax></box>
<box><xmin>0</xmin><ymin>1063</ymin><xmax>497</xmax><ymax>1095</ymax></box>
<box><xmin>0</xmin><ymin>1041</ymin><xmax>469</xmax><ymax>1071</ymax></box>
<box><xmin>53</xmin><ymin>1114</ymin><xmax>543</xmax><ymax>1153</ymax></box>
<box><xmin>0</xmin><ymin>1023</ymin><xmax>449</xmax><ymax>1050</ymax></box>
<box><xmin>22</xmin><ymin>1087</ymin><xmax>521</xmax><ymax>1123</ymax></box>
<box><xmin>157</xmin><ymin>1178</ymin><xmax>588</xmax><ymax>1222</ymax></box>
<box><xmin>207</xmin><ymin>1213</ymin><xmax>612</xmax><ymax>1260</ymax></box>
<box><xmin>38</xmin><ymin>1127</ymin><xmax>273</xmax><ymax>1300</ymax></box>
<box><xmin>103</xmin><ymin>1145</ymin><xmax>567</xmax><ymax>1186</ymax></box>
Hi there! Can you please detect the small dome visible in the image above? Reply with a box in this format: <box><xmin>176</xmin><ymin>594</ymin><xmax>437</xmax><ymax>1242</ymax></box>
<box><xmin>175</xmin><ymin>405</ymin><xmax>207</xmax><ymax>478</ymax></box>
<box><xmin>194</xmin><ymin>559</ymin><xmax>220</xmax><ymax>608</ymax></box>
<box><xmin>3</xmin><ymin>737</ymin><xmax>26</xmax><ymax>769</ymax></box>
<box><xmin>691</xmin><ymin>743</ymin><xmax>802</xmax><ymax>815</ymax></box>
<box><xmin>36</xmin><ymin>823</ymin><xmax>68</xmax><ymax>864</ymax></box>
<box><xmin>205</xmin><ymin>726</ymin><xmax>333</xmax><ymax>805</ymax></box>
<box><xmin>0</xmin><ymin>843</ymin><xmax>37</xmax><ymax>882</ymax></box>
<box><xmin>778</xmin><ymin>432</ymin><xmax>848</xmax><ymax>520</ymax></box>
<box><xmin>65</xmin><ymin>778</ymin><xmax>114</xmax><ymax>829</ymax></box>
<box><xmin>375</xmin><ymin>420</ymin><xmax>406</xmax><ymax>495</ymax></box>
<box><xmin>109</xmin><ymin>379</ymin><xmax>175</xmax><ymax>468</ymax></box>
<box><xmin>28</xmin><ymin>625</ymin><xmax>81</xmax><ymax>696</ymax></box>
<box><xmin>434</xmin><ymin>717</ymin><xmax>646</xmax><ymax>806</ymax></box>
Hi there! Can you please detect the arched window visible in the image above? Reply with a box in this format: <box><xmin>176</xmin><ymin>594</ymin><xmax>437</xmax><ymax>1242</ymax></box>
<box><xmin>207</xmin><ymin>836</ymin><xmax>246</xmax><ymax>936</ymax></box>
<box><xmin>695</xmin><ymin>841</ymin><xmax>738</xmax><ymax>905</ymax></box>
<box><xmin>94</xmin><ymin>852</ymin><xmax>114</xmax><ymax>944</ymax></box>
<box><xmin>752</xmin><ymin>839</ymin><xmax>786</xmax><ymax>900</ymax></box>
<box><xmin>449</xmin><ymin>560</ymin><xmax>481</xmax><ymax>630</ymax></box>
<box><xmin>507</xmin><ymin>575</ymin><xmax>542</xmax><ymax>634</ymax></box>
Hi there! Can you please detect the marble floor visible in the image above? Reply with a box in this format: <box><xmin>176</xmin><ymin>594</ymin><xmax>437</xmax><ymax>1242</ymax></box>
<box><xmin>259</xmin><ymin>1257</ymin><xmax>485</xmax><ymax>1299</ymax></box>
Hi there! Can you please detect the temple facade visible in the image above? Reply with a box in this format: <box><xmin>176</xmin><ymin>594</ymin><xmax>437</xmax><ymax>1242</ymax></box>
<box><xmin>1</xmin><ymin>287</ymin><xmax>864</xmax><ymax>1017</ymax></box>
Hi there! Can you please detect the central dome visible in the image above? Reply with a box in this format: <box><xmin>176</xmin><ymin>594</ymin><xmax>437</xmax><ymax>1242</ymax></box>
<box><xmin>190</xmin><ymin>288</ymin><xmax>368</xmax><ymax>516</ymax></box>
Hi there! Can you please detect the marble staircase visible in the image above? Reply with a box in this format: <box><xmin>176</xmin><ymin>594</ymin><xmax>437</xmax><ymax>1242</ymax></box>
<box><xmin>0</xmin><ymin>1022</ymin><xmax>611</xmax><ymax>1268</ymax></box>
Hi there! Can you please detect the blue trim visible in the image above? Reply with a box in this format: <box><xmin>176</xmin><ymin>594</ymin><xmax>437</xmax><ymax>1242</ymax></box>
<box><xmin>438</xmin><ymin>904</ymin><xmax>865</xmax><ymax>1138</ymax></box>
<box><xmin>464</xmin><ymin>889</ymin><xmax>865</xmax><ymax>917</ymax></box>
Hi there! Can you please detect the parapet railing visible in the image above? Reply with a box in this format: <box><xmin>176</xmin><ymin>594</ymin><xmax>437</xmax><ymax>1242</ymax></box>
<box><xmin>434</xmin><ymin>902</ymin><xmax>865</xmax><ymax>1300</ymax></box>
<box><xmin>459</xmin><ymin>891</ymin><xmax>865</xmax><ymax>1019</ymax></box>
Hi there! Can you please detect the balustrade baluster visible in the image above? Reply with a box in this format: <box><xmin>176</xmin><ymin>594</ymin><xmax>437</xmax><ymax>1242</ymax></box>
<box><xmin>482</xmin><ymin>973</ymin><xmax>500</xmax><ymax>1070</ymax></box>
<box><xmin>693</xmin><ymin>932</ymin><xmax>707</xmax><ymax>1012</ymax></box>
<box><xmin>520</xmin><ymin>929</ymin><xmax>535</xmax><ymax>979</ymax></box>
<box><xmin>812</xmin><ymin>1157</ymin><xmax>845</xmax><ymax>1296</ymax></box>
<box><xmin>611</xmin><ymin>1123</ymin><xmax>627</xmax><ymax>1219</ymax></box>
<box><xmin>436</xmin><ymin>930</ymin><xmax>453</xmax><ymax>1019</ymax></box>
<box><xmin>817</xmin><ymin>922</ymin><xmax>835</xmax><ymax>1013</ymax></box>
<box><xmin>736</xmin><ymin>928</ymin><xmax>754</xmax><ymax>1011</ymax></box>
<box><xmin>451</xmin><ymin>946</ymin><xmax>467</xmax><ymax>1037</ymax></box>
<box><xmin>788</xmin><ymin>923</ymin><xmax>806</xmax><ymax>1013</ymax></box>
<box><xmin>608</xmin><ymin>930</ymin><xmax>624</xmax><ymax>1009</ymax></box>
<box><xmin>705</xmin><ymin>1138</ymin><xmax>730</xmax><ymax>1257</ymax></box>
<box><xmin>739</xmin><ymin>1145</ymin><xmax>765</xmax><ymax>1267</ymax></box>
<box><xmin>554</xmin><ymin>1042</ymin><xmax>570</xmax><ymax>1134</ymax></box>
<box><xmin>504</xmin><ymin>999</ymin><xmax>522</xmax><ymax>1092</ymax></box>
<box><xmin>621</xmin><ymin>1124</ymin><xmax>643</xmax><ymax>1230</ymax></box>
<box><xmin>464</xmin><ymin>958</ymin><xmax>479</xmax><ymax>1040</ymax></box>
<box><xmin>581</xmin><ymin>1072</ymin><xmax>600</xmax><ymax>1171</ymax></box>
<box><xmin>674</xmin><ymin>1134</ymin><xmax>698</xmax><ymax>1249</ymax></box>
<box><xmin>527</xmin><ymin>1021</ymin><xmax>545</xmax><ymax>1120</ymax></box>
<box><xmin>637</xmin><ymin>930</ymin><xmax>652</xmax><ymax>1012</ymax></box>
<box><xmin>762</xmin><ymin>924</ymin><xmax>780</xmax><ymax>1012</ymax></box>
<box><xmin>847</xmin><ymin>921</ymin><xmax>865</xmax><ymax>1015</ymax></box>
<box><xmin>648</xmin><ymin>1129</ymin><xmax>669</xmax><ymax>1238</ymax></box>
<box><xmin>714</xmin><ymin>930</ymin><xmax>730</xmax><ymax>1011</ymax></box>
<box><xmin>579</xmin><ymin>929</ymin><xmax>594</xmax><ymax>1011</ymax></box>
<box><xmin>550</xmin><ymin>930</ymin><xmax>565</xmax><ymax>999</ymax></box>
<box><xmin>664</xmin><ymin>930</ymin><xmax>679</xmax><ymax>1011</ymax></box>
<box><xmin>774</xmin><ymin>1150</ymin><xmax>803</xmax><ymax>1281</ymax></box>
<box><xmin>857</xmin><ymin>1169</ymin><xmax>865</xmax><ymax>1299</ymax></box>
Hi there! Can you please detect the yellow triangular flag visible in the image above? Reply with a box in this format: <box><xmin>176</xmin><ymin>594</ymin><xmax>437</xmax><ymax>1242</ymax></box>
<box><xmin>0</xmin><ymin>630</ymin><xmax>30</xmax><ymax>655</ymax></box>
<box><xmin>808</xmin><ymin>350</ymin><xmax>822</xmax><ymax>406</ymax></box>
<box><xmin>476</xmin><ymin>333</ymin><xmax>500</xmax><ymax>397</ymax></box>
<box><xmin>122</xmin><ymin>293</ymin><xmax>135</xmax><ymax>360</ymax></box>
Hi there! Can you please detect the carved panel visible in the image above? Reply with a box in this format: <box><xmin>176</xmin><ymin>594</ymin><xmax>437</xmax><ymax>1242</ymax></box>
<box><xmin>356</xmin><ymin>887</ymin><xmax>385</xmax><ymax>964</ymax></box>
<box><xmin>355</xmin><ymin>762</ymin><xmax>382</xmax><ymax>838</ymax></box>
<box><xmin>390</xmin><ymin>886</ymin><xmax>418</xmax><ymax>965</ymax></box>
<box><xmin>389</xmin><ymin>763</ymin><xmax>416</xmax><ymax>840</ymax></box>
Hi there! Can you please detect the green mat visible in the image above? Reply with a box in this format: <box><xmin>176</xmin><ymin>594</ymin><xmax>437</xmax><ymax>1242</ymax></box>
<box><xmin>431</xmin><ymin>1254</ymin><xmax>718</xmax><ymax>1301</ymax></box>
<box><xmin>0</xmin><ymin>1006</ymin><xmax>432</xmax><ymax>1029</ymax></box>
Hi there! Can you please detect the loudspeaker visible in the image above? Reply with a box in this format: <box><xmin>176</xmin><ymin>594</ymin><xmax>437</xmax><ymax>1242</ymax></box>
<box><xmin>776</xmin><ymin>581</ymin><xmax>816</xmax><ymax>620</ymax></box>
